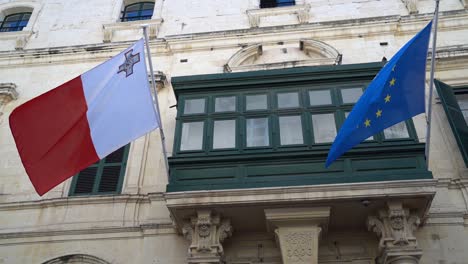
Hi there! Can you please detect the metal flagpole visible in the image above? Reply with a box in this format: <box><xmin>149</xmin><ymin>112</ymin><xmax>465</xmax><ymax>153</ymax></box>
<box><xmin>142</xmin><ymin>25</ymin><xmax>170</xmax><ymax>181</ymax></box>
<box><xmin>425</xmin><ymin>0</ymin><xmax>440</xmax><ymax>168</ymax></box>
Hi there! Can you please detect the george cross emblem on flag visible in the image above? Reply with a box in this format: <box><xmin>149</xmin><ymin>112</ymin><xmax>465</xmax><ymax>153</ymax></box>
<box><xmin>117</xmin><ymin>49</ymin><xmax>141</xmax><ymax>77</ymax></box>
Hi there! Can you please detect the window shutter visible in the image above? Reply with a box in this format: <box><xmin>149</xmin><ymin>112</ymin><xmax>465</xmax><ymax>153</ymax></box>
<box><xmin>74</xmin><ymin>167</ymin><xmax>98</xmax><ymax>194</ymax></box>
<box><xmin>434</xmin><ymin>79</ymin><xmax>468</xmax><ymax>167</ymax></box>
<box><xmin>70</xmin><ymin>144</ymin><xmax>129</xmax><ymax>195</ymax></box>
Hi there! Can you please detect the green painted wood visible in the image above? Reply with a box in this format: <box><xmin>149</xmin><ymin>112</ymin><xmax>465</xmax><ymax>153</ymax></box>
<box><xmin>434</xmin><ymin>79</ymin><xmax>468</xmax><ymax>167</ymax></box>
<box><xmin>167</xmin><ymin>144</ymin><xmax>432</xmax><ymax>192</ymax></box>
<box><xmin>167</xmin><ymin>63</ymin><xmax>432</xmax><ymax>192</ymax></box>
<box><xmin>69</xmin><ymin>144</ymin><xmax>130</xmax><ymax>196</ymax></box>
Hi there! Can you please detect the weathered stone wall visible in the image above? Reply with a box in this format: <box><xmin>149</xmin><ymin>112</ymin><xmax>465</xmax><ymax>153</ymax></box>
<box><xmin>0</xmin><ymin>0</ymin><xmax>467</xmax><ymax>263</ymax></box>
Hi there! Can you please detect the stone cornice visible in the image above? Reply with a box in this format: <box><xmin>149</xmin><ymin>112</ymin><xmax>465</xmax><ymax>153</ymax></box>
<box><xmin>0</xmin><ymin>193</ymin><xmax>160</xmax><ymax>211</ymax></box>
<box><xmin>0</xmin><ymin>10</ymin><xmax>467</xmax><ymax>67</ymax></box>
<box><xmin>0</xmin><ymin>223</ymin><xmax>176</xmax><ymax>246</ymax></box>
<box><xmin>164</xmin><ymin>179</ymin><xmax>437</xmax><ymax>209</ymax></box>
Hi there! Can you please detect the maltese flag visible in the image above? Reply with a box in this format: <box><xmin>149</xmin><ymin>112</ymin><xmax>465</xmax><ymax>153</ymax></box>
<box><xmin>9</xmin><ymin>39</ymin><xmax>159</xmax><ymax>196</ymax></box>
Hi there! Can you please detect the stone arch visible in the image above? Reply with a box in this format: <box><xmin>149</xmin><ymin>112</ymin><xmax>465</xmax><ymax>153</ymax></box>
<box><xmin>42</xmin><ymin>254</ymin><xmax>111</xmax><ymax>264</ymax></box>
<box><xmin>224</xmin><ymin>40</ymin><xmax>342</xmax><ymax>73</ymax></box>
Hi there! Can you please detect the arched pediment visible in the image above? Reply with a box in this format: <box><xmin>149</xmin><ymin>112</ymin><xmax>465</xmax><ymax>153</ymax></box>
<box><xmin>42</xmin><ymin>254</ymin><xmax>110</xmax><ymax>264</ymax></box>
<box><xmin>224</xmin><ymin>40</ymin><xmax>342</xmax><ymax>73</ymax></box>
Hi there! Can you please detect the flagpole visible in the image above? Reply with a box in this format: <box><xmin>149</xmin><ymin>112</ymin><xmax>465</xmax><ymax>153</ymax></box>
<box><xmin>142</xmin><ymin>25</ymin><xmax>170</xmax><ymax>182</ymax></box>
<box><xmin>425</xmin><ymin>0</ymin><xmax>440</xmax><ymax>168</ymax></box>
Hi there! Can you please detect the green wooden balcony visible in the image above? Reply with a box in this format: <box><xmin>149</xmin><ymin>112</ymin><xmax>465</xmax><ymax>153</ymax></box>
<box><xmin>166</xmin><ymin>63</ymin><xmax>432</xmax><ymax>192</ymax></box>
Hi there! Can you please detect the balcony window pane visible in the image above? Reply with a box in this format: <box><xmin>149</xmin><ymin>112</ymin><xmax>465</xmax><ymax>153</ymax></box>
<box><xmin>345</xmin><ymin>112</ymin><xmax>372</xmax><ymax>141</ymax></box>
<box><xmin>246</xmin><ymin>94</ymin><xmax>267</xmax><ymax>111</ymax></box>
<box><xmin>342</xmin><ymin>88</ymin><xmax>363</xmax><ymax>104</ymax></box>
<box><xmin>309</xmin><ymin>90</ymin><xmax>331</xmax><ymax>106</ymax></box>
<box><xmin>384</xmin><ymin>122</ymin><xmax>409</xmax><ymax>139</ymax></box>
<box><xmin>279</xmin><ymin>116</ymin><xmax>303</xmax><ymax>145</ymax></box>
<box><xmin>277</xmin><ymin>92</ymin><xmax>299</xmax><ymax>108</ymax></box>
<box><xmin>213</xmin><ymin>120</ymin><xmax>236</xmax><ymax>149</ymax></box>
<box><xmin>312</xmin><ymin>113</ymin><xmax>336</xmax><ymax>143</ymax></box>
<box><xmin>215</xmin><ymin>96</ymin><xmax>236</xmax><ymax>112</ymax></box>
<box><xmin>180</xmin><ymin>122</ymin><xmax>204</xmax><ymax>150</ymax></box>
<box><xmin>184</xmin><ymin>98</ymin><xmax>205</xmax><ymax>114</ymax></box>
<box><xmin>246</xmin><ymin>118</ymin><xmax>269</xmax><ymax>147</ymax></box>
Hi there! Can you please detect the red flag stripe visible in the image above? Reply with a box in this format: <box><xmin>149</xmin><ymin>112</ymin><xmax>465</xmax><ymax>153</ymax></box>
<box><xmin>9</xmin><ymin>76</ymin><xmax>99</xmax><ymax>195</ymax></box>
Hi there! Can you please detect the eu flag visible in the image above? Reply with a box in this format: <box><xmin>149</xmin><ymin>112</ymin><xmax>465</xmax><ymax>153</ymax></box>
<box><xmin>325</xmin><ymin>21</ymin><xmax>433</xmax><ymax>167</ymax></box>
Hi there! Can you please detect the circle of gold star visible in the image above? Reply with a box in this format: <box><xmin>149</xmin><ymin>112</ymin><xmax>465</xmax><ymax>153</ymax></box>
<box><xmin>376</xmin><ymin>109</ymin><xmax>382</xmax><ymax>118</ymax></box>
<box><xmin>364</xmin><ymin>119</ymin><xmax>371</xmax><ymax>127</ymax></box>
<box><xmin>384</xmin><ymin>94</ymin><xmax>391</xmax><ymax>103</ymax></box>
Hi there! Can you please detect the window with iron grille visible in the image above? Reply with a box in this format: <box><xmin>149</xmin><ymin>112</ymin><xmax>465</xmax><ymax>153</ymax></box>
<box><xmin>0</xmin><ymin>12</ymin><xmax>31</xmax><ymax>32</ymax></box>
<box><xmin>69</xmin><ymin>144</ymin><xmax>130</xmax><ymax>196</ymax></box>
<box><xmin>260</xmin><ymin>0</ymin><xmax>296</xmax><ymax>8</ymax></box>
<box><xmin>121</xmin><ymin>2</ymin><xmax>154</xmax><ymax>22</ymax></box>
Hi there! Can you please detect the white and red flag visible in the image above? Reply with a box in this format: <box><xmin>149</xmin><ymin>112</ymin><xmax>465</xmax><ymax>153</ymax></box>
<box><xmin>9</xmin><ymin>39</ymin><xmax>159</xmax><ymax>196</ymax></box>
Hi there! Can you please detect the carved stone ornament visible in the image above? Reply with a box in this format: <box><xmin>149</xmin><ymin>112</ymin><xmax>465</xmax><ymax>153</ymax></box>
<box><xmin>283</xmin><ymin>231</ymin><xmax>314</xmax><ymax>262</ymax></box>
<box><xmin>182</xmin><ymin>210</ymin><xmax>233</xmax><ymax>264</ymax></box>
<box><xmin>401</xmin><ymin>0</ymin><xmax>418</xmax><ymax>14</ymax></box>
<box><xmin>367</xmin><ymin>201</ymin><xmax>422</xmax><ymax>264</ymax></box>
<box><xmin>0</xmin><ymin>83</ymin><xmax>19</xmax><ymax>124</ymax></box>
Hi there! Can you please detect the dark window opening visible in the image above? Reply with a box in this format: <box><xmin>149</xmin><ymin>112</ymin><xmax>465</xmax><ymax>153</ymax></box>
<box><xmin>69</xmin><ymin>144</ymin><xmax>130</xmax><ymax>196</ymax></box>
<box><xmin>260</xmin><ymin>0</ymin><xmax>296</xmax><ymax>8</ymax></box>
<box><xmin>0</xmin><ymin>12</ymin><xmax>31</xmax><ymax>32</ymax></box>
<box><xmin>121</xmin><ymin>2</ymin><xmax>154</xmax><ymax>22</ymax></box>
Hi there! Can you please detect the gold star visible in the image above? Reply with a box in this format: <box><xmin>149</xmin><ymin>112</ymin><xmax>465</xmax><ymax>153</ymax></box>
<box><xmin>376</xmin><ymin>109</ymin><xmax>382</xmax><ymax>118</ymax></box>
<box><xmin>385</xmin><ymin>94</ymin><xmax>391</xmax><ymax>103</ymax></box>
<box><xmin>364</xmin><ymin>119</ymin><xmax>371</xmax><ymax>127</ymax></box>
<box><xmin>389</xmin><ymin>78</ymin><xmax>396</xmax><ymax>86</ymax></box>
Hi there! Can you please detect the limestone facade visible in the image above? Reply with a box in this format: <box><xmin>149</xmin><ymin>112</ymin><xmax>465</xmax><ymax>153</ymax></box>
<box><xmin>0</xmin><ymin>0</ymin><xmax>467</xmax><ymax>263</ymax></box>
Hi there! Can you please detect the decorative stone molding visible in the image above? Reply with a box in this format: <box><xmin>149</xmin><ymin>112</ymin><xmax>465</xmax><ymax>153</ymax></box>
<box><xmin>224</xmin><ymin>40</ymin><xmax>341</xmax><ymax>73</ymax></box>
<box><xmin>401</xmin><ymin>0</ymin><xmax>418</xmax><ymax>14</ymax></box>
<box><xmin>224</xmin><ymin>44</ymin><xmax>262</xmax><ymax>73</ymax></box>
<box><xmin>42</xmin><ymin>254</ymin><xmax>110</xmax><ymax>264</ymax></box>
<box><xmin>367</xmin><ymin>201</ymin><xmax>422</xmax><ymax>264</ymax></box>
<box><xmin>462</xmin><ymin>0</ymin><xmax>468</xmax><ymax>9</ymax></box>
<box><xmin>246</xmin><ymin>4</ymin><xmax>310</xmax><ymax>28</ymax></box>
<box><xmin>102</xmin><ymin>19</ymin><xmax>162</xmax><ymax>43</ymax></box>
<box><xmin>265</xmin><ymin>207</ymin><xmax>330</xmax><ymax>264</ymax></box>
<box><xmin>0</xmin><ymin>83</ymin><xmax>19</xmax><ymax>105</ymax></box>
<box><xmin>182</xmin><ymin>210</ymin><xmax>233</xmax><ymax>264</ymax></box>
<box><xmin>152</xmin><ymin>71</ymin><xmax>167</xmax><ymax>90</ymax></box>
<box><xmin>300</xmin><ymin>39</ymin><xmax>342</xmax><ymax>65</ymax></box>
<box><xmin>0</xmin><ymin>30</ymin><xmax>33</xmax><ymax>50</ymax></box>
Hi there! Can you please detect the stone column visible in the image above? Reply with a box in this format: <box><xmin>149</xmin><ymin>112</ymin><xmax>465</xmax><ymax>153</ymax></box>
<box><xmin>182</xmin><ymin>210</ymin><xmax>233</xmax><ymax>264</ymax></box>
<box><xmin>264</xmin><ymin>207</ymin><xmax>330</xmax><ymax>264</ymax></box>
<box><xmin>367</xmin><ymin>201</ymin><xmax>422</xmax><ymax>264</ymax></box>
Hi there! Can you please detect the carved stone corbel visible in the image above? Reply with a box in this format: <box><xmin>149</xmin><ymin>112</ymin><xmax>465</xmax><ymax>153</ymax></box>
<box><xmin>0</xmin><ymin>83</ymin><xmax>19</xmax><ymax>124</ymax></box>
<box><xmin>182</xmin><ymin>210</ymin><xmax>233</xmax><ymax>264</ymax></box>
<box><xmin>401</xmin><ymin>0</ymin><xmax>418</xmax><ymax>14</ymax></box>
<box><xmin>367</xmin><ymin>201</ymin><xmax>422</xmax><ymax>264</ymax></box>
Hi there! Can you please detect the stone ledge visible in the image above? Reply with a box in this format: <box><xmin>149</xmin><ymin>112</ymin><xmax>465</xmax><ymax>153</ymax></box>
<box><xmin>0</xmin><ymin>193</ymin><xmax>164</xmax><ymax>211</ymax></box>
<box><xmin>102</xmin><ymin>18</ymin><xmax>162</xmax><ymax>43</ymax></box>
<box><xmin>164</xmin><ymin>179</ymin><xmax>437</xmax><ymax>209</ymax></box>
<box><xmin>246</xmin><ymin>4</ymin><xmax>310</xmax><ymax>27</ymax></box>
<box><xmin>0</xmin><ymin>223</ymin><xmax>176</xmax><ymax>245</ymax></box>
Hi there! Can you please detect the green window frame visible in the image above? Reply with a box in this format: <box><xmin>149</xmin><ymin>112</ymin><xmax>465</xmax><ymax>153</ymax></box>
<box><xmin>174</xmin><ymin>82</ymin><xmax>418</xmax><ymax>156</ymax></box>
<box><xmin>69</xmin><ymin>144</ymin><xmax>130</xmax><ymax>196</ymax></box>
<box><xmin>435</xmin><ymin>79</ymin><xmax>468</xmax><ymax>167</ymax></box>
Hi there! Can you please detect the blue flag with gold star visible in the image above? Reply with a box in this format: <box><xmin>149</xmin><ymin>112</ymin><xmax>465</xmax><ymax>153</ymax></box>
<box><xmin>325</xmin><ymin>21</ymin><xmax>433</xmax><ymax>167</ymax></box>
